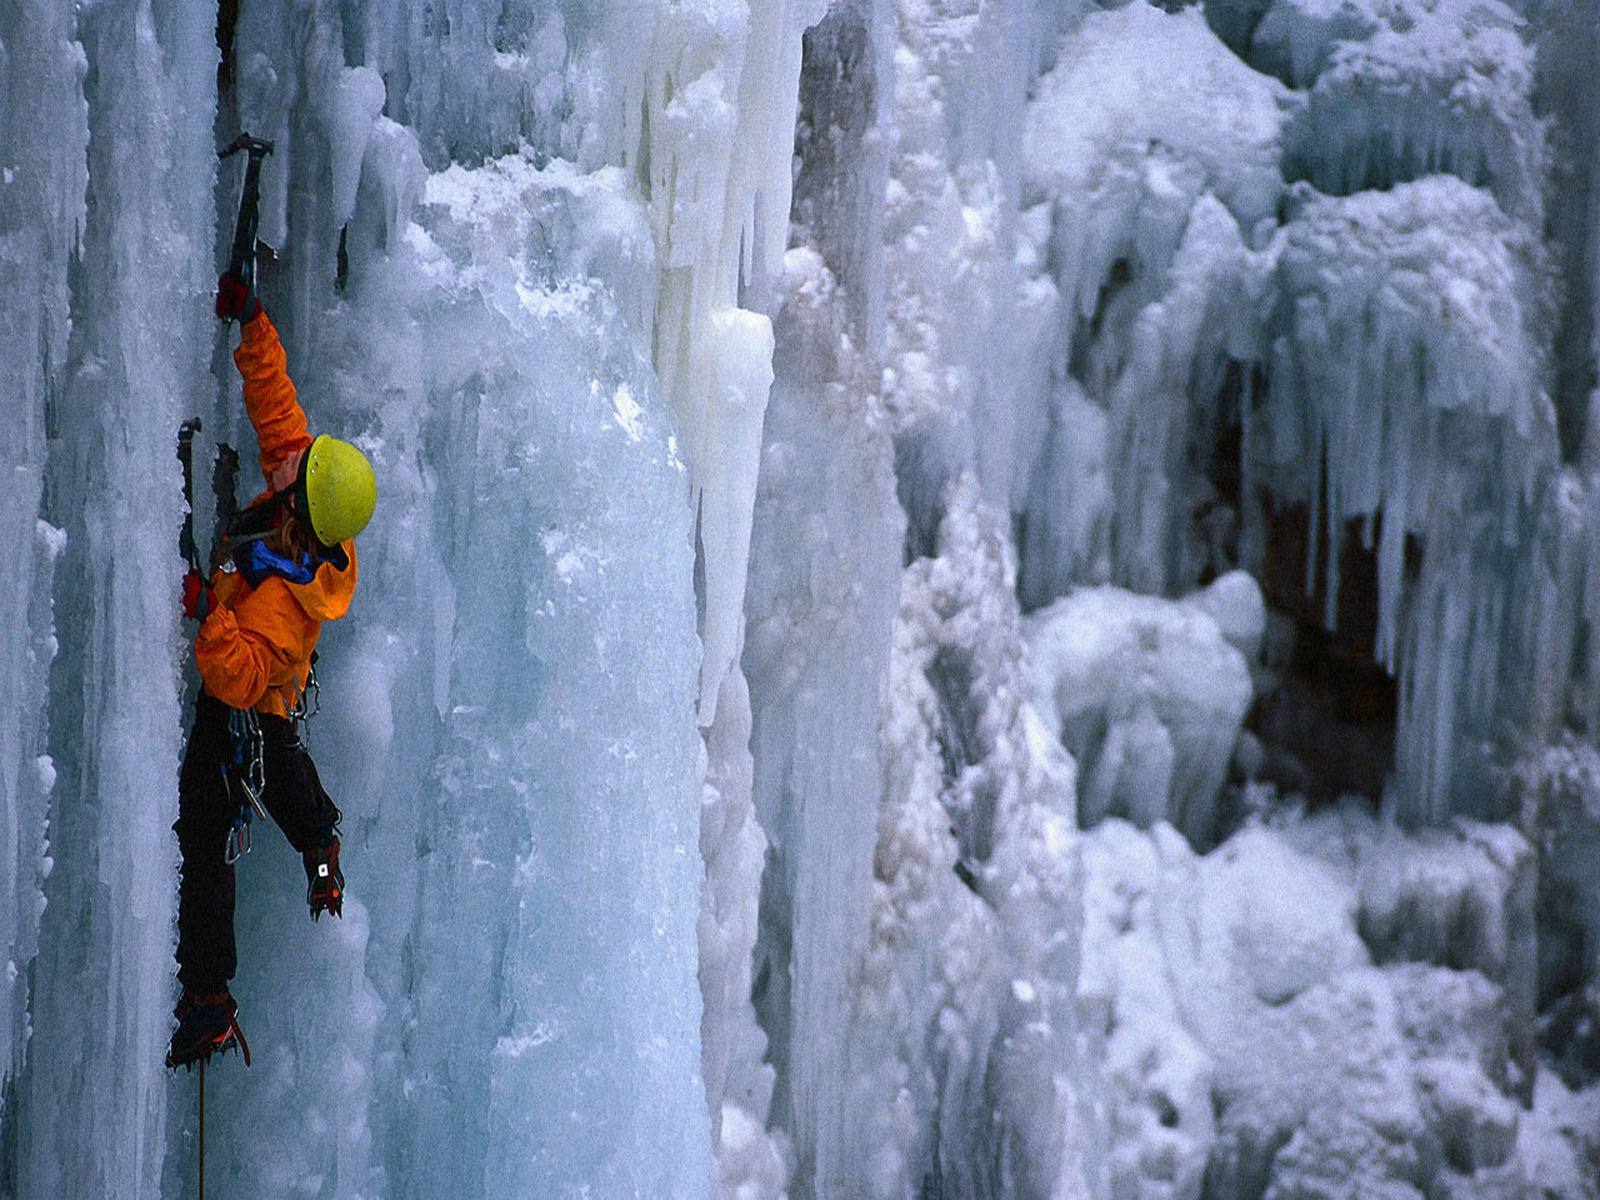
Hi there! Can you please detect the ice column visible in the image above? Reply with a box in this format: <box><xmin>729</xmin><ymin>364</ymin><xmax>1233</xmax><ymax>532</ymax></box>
<box><xmin>0</xmin><ymin>0</ymin><xmax>84</xmax><ymax>1106</ymax></box>
<box><xmin>12</xmin><ymin>1</ymin><xmax>215</xmax><ymax>1197</ymax></box>
<box><xmin>628</xmin><ymin>0</ymin><xmax>828</xmax><ymax>725</ymax></box>
<box><xmin>736</xmin><ymin>6</ymin><xmax>902</xmax><ymax>1194</ymax></box>
<box><xmin>746</xmin><ymin>247</ymin><xmax>906</xmax><ymax>1197</ymax></box>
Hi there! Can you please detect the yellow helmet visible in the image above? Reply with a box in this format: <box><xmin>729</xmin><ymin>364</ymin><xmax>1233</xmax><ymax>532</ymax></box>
<box><xmin>301</xmin><ymin>435</ymin><xmax>376</xmax><ymax>545</ymax></box>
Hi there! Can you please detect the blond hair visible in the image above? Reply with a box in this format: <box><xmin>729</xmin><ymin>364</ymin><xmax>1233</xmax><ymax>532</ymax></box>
<box><xmin>268</xmin><ymin>510</ymin><xmax>314</xmax><ymax>563</ymax></box>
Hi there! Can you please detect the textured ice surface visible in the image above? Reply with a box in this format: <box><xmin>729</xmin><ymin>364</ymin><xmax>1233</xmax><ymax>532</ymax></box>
<box><xmin>1024</xmin><ymin>574</ymin><xmax>1261</xmax><ymax>845</ymax></box>
<box><xmin>743</xmin><ymin>239</ymin><xmax>906</xmax><ymax>1197</ymax></box>
<box><xmin>1282</xmin><ymin>0</ymin><xmax>1545</xmax><ymax>223</ymax></box>
<box><xmin>863</xmin><ymin>473</ymin><xmax>1092</xmax><ymax>1199</ymax></box>
<box><xmin>1009</xmin><ymin>0</ymin><xmax>1571</xmax><ymax>830</ymax></box>
<box><xmin>131</xmin><ymin>133</ymin><xmax>714</xmax><ymax>1197</ymax></box>
<box><xmin>1268</xmin><ymin>176</ymin><xmax>1565</xmax><ymax>820</ymax></box>
<box><xmin>1017</xmin><ymin>2</ymin><xmax>1288</xmax><ymax>600</ymax></box>
<box><xmin>1081</xmin><ymin>815</ymin><xmax>1595</xmax><ymax>1200</ymax></box>
<box><xmin>882</xmin><ymin>0</ymin><xmax>1044</xmax><ymax>532</ymax></box>
<box><xmin>4</xmin><ymin>0</ymin><xmax>1600</xmax><ymax>1197</ymax></box>
<box><xmin>0</xmin><ymin>0</ymin><xmax>84</xmax><ymax>1113</ymax></box>
<box><xmin>7</xmin><ymin>1</ymin><xmax>214</xmax><ymax>1195</ymax></box>
<box><xmin>4</xmin><ymin>0</ymin><xmax>783</xmax><ymax>1193</ymax></box>
<box><xmin>1250</xmin><ymin>0</ymin><xmax>1394</xmax><ymax>86</ymax></box>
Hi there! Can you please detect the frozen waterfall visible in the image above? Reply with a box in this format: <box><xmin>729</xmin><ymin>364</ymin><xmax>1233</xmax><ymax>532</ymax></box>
<box><xmin>4</xmin><ymin>0</ymin><xmax>1600</xmax><ymax>1197</ymax></box>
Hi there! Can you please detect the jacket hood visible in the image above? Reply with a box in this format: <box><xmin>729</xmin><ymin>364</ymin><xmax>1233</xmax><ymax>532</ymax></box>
<box><xmin>285</xmin><ymin>541</ymin><xmax>358</xmax><ymax>621</ymax></box>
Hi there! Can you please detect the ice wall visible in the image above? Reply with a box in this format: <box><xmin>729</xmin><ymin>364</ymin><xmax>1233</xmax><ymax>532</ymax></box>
<box><xmin>6</xmin><ymin>0</ymin><xmax>821</xmax><ymax>1192</ymax></box>
<box><xmin>6</xmin><ymin>0</ymin><xmax>1600</xmax><ymax>1197</ymax></box>
<box><xmin>1280</xmin><ymin>0</ymin><xmax>1546</xmax><ymax>224</ymax></box>
<box><xmin>162</xmin><ymin>143</ymin><xmax>714</xmax><ymax>1197</ymax></box>
<box><xmin>1005</xmin><ymin>0</ymin><xmax>1577</xmax><ymax>826</ymax></box>
<box><xmin>2</xmin><ymin>1</ymin><xmax>216</xmax><ymax>1197</ymax></box>
<box><xmin>0</xmin><ymin>0</ymin><xmax>83</xmax><ymax>1119</ymax></box>
<box><xmin>186</xmin><ymin>0</ymin><xmax>818</xmax><ymax>1189</ymax></box>
<box><xmin>881</xmin><ymin>0</ymin><xmax>1061</xmax><ymax>542</ymax></box>
<box><xmin>732</xmin><ymin>3</ymin><xmax>1104</xmax><ymax>1195</ymax></box>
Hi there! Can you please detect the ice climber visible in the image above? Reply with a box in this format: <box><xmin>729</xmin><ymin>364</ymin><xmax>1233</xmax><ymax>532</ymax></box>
<box><xmin>166</xmin><ymin>273</ymin><xmax>377</xmax><ymax>1070</ymax></box>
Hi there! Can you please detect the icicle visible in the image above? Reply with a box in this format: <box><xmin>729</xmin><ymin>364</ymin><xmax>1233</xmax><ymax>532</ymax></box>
<box><xmin>1271</xmin><ymin>175</ymin><xmax>1559</xmax><ymax>821</ymax></box>
<box><xmin>632</xmin><ymin>0</ymin><xmax>828</xmax><ymax>724</ymax></box>
<box><xmin>1284</xmin><ymin>0</ymin><xmax>1545</xmax><ymax>225</ymax></box>
<box><xmin>0</xmin><ymin>0</ymin><xmax>87</xmax><ymax>1100</ymax></box>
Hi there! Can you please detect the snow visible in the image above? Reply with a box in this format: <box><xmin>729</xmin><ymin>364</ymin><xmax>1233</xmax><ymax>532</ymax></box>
<box><xmin>1024</xmin><ymin>575</ymin><xmax>1260</xmax><ymax>846</ymax></box>
<box><xmin>1023</xmin><ymin>5</ymin><xmax>1289</xmax><ymax>241</ymax></box>
<box><xmin>1080</xmin><ymin>813</ymin><xmax>1591</xmax><ymax>1200</ymax></box>
<box><xmin>1281</xmin><ymin>0</ymin><xmax>1545</xmax><ymax>223</ymax></box>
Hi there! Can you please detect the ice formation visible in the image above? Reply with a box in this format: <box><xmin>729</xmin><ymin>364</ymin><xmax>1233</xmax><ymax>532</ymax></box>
<box><xmin>1281</xmin><ymin>0</ymin><xmax>1547</xmax><ymax>224</ymax></box>
<box><xmin>4</xmin><ymin>0</ymin><xmax>1600</xmax><ymax>1197</ymax></box>
<box><xmin>1024</xmin><ymin>573</ymin><xmax>1262</xmax><ymax>846</ymax></box>
<box><xmin>1017</xmin><ymin>1</ymin><xmax>1288</xmax><ymax>601</ymax></box>
<box><xmin>1077</xmin><ymin>811</ymin><xmax>1588</xmax><ymax>1200</ymax></box>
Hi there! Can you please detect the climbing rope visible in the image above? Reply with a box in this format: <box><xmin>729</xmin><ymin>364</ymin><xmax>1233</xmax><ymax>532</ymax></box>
<box><xmin>198</xmin><ymin>1058</ymin><xmax>206</xmax><ymax>1200</ymax></box>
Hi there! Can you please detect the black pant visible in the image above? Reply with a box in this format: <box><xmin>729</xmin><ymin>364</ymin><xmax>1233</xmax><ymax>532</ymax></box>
<box><xmin>174</xmin><ymin>693</ymin><xmax>340</xmax><ymax>992</ymax></box>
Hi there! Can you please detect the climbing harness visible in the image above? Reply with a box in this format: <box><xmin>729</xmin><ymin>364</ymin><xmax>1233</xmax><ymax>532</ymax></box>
<box><xmin>285</xmin><ymin>655</ymin><xmax>321</xmax><ymax>743</ymax></box>
<box><xmin>222</xmin><ymin>708</ymin><xmax>267</xmax><ymax>864</ymax></box>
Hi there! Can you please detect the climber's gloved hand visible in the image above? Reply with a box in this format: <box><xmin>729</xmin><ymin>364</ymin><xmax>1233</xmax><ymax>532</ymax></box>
<box><xmin>181</xmin><ymin>569</ymin><xmax>215</xmax><ymax>621</ymax></box>
<box><xmin>214</xmin><ymin>272</ymin><xmax>261</xmax><ymax>324</ymax></box>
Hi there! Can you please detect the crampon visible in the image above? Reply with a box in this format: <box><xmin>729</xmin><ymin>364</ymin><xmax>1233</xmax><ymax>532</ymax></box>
<box><xmin>305</xmin><ymin>837</ymin><xmax>343</xmax><ymax>921</ymax></box>
<box><xmin>166</xmin><ymin>989</ymin><xmax>251</xmax><ymax>1070</ymax></box>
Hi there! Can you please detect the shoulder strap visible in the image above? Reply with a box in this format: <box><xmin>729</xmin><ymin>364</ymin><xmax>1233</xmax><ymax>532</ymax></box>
<box><xmin>210</xmin><ymin>495</ymin><xmax>283</xmax><ymax>569</ymax></box>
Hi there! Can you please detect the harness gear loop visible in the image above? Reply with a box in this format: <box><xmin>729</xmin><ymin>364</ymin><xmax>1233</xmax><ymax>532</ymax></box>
<box><xmin>221</xmin><ymin>708</ymin><xmax>267</xmax><ymax>864</ymax></box>
<box><xmin>284</xmin><ymin>654</ymin><xmax>320</xmax><ymax>744</ymax></box>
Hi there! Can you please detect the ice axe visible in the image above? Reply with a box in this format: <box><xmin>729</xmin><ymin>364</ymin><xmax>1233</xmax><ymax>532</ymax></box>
<box><xmin>178</xmin><ymin>418</ymin><xmax>202</xmax><ymax>571</ymax></box>
<box><xmin>218</xmin><ymin>133</ymin><xmax>274</xmax><ymax>292</ymax></box>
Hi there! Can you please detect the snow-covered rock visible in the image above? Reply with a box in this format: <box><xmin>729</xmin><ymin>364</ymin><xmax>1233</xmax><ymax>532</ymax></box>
<box><xmin>1283</xmin><ymin>0</ymin><xmax>1545</xmax><ymax>224</ymax></box>
<box><xmin>1025</xmin><ymin>574</ymin><xmax>1261</xmax><ymax>845</ymax></box>
<box><xmin>1081</xmin><ymin>815</ymin><xmax>1592</xmax><ymax>1200</ymax></box>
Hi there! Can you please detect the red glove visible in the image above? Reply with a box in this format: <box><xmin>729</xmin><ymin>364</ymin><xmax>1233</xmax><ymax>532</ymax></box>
<box><xmin>214</xmin><ymin>273</ymin><xmax>262</xmax><ymax>323</ymax></box>
<box><xmin>181</xmin><ymin>570</ymin><xmax>216</xmax><ymax>621</ymax></box>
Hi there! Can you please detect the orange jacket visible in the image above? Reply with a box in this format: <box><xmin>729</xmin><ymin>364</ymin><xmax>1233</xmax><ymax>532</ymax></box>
<box><xmin>194</xmin><ymin>312</ymin><xmax>358</xmax><ymax>718</ymax></box>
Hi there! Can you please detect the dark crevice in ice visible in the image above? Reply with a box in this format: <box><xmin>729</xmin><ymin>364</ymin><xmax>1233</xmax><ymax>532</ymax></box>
<box><xmin>1247</xmin><ymin>499</ymin><xmax>1401</xmax><ymax>806</ymax></box>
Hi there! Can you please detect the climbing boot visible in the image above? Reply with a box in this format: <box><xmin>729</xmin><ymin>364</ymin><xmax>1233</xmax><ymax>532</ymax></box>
<box><xmin>304</xmin><ymin>838</ymin><xmax>343</xmax><ymax>921</ymax></box>
<box><xmin>166</xmin><ymin>988</ymin><xmax>251</xmax><ymax>1070</ymax></box>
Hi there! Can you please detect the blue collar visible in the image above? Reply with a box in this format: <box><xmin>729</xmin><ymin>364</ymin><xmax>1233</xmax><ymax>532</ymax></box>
<box><xmin>235</xmin><ymin>538</ymin><xmax>318</xmax><ymax>587</ymax></box>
